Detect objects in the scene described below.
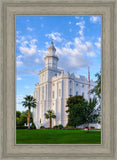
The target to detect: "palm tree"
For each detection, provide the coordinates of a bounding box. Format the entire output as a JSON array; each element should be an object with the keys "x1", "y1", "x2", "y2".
[
  {"x1": 91, "y1": 71, "x2": 101, "y2": 99},
  {"x1": 44, "y1": 110, "x2": 56, "y2": 128},
  {"x1": 22, "y1": 95, "x2": 36, "y2": 129},
  {"x1": 84, "y1": 97, "x2": 100, "y2": 132}
]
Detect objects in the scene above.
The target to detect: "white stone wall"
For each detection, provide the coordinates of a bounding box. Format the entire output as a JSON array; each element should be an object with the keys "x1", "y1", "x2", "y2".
[{"x1": 34, "y1": 70, "x2": 97, "y2": 128}]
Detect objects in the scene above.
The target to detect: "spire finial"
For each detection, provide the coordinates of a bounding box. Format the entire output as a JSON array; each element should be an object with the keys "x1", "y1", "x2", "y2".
[{"x1": 51, "y1": 38, "x2": 54, "y2": 44}]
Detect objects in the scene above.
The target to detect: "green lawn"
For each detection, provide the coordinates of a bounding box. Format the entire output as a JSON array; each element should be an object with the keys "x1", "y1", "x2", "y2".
[{"x1": 16, "y1": 129, "x2": 101, "y2": 144}]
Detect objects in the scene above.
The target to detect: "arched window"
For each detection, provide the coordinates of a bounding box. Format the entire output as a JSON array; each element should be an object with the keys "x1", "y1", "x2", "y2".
[{"x1": 70, "y1": 88, "x2": 72, "y2": 95}]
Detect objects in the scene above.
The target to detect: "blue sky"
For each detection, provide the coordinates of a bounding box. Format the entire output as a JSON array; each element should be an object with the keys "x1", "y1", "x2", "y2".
[{"x1": 16, "y1": 16, "x2": 101, "y2": 111}]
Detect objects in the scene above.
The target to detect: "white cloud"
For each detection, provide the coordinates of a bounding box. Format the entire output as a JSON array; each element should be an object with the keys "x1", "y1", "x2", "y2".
[
  {"x1": 25, "y1": 86, "x2": 30, "y2": 89},
  {"x1": 45, "y1": 42, "x2": 49, "y2": 48},
  {"x1": 16, "y1": 34, "x2": 45, "y2": 76},
  {"x1": 17, "y1": 55, "x2": 23, "y2": 60},
  {"x1": 90, "y1": 16, "x2": 101, "y2": 23},
  {"x1": 17, "y1": 77, "x2": 22, "y2": 80},
  {"x1": 19, "y1": 39, "x2": 37, "y2": 56},
  {"x1": 16, "y1": 39, "x2": 20, "y2": 43},
  {"x1": 95, "y1": 42, "x2": 100, "y2": 48},
  {"x1": 16, "y1": 95, "x2": 24, "y2": 104},
  {"x1": 95, "y1": 37, "x2": 101, "y2": 48},
  {"x1": 45, "y1": 32, "x2": 62, "y2": 42},
  {"x1": 16, "y1": 34, "x2": 94, "y2": 75},
  {"x1": 17, "y1": 69, "x2": 40, "y2": 76},
  {"x1": 64, "y1": 41, "x2": 73, "y2": 48},
  {"x1": 86, "y1": 51, "x2": 95, "y2": 57},
  {"x1": 58, "y1": 52, "x2": 90, "y2": 72},
  {"x1": 16, "y1": 35, "x2": 25, "y2": 44},
  {"x1": 27, "y1": 27, "x2": 33, "y2": 31},
  {"x1": 55, "y1": 37, "x2": 96, "y2": 72},
  {"x1": 75, "y1": 16, "x2": 80, "y2": 19},
  {"x1": 69, "y1": 21, "x2": 72, "y2": 24},
  {"x1": 79, "y1": 30, "x2": 83, "y2": 36},
  {"x1": 85, "y1": 42, "x2": 93, "y2": 51},
  {"x1": 35, "y1": 58, "x2": 42, "y2": 64},
  {"x1": 16, "y1": 95, "x2": 26, "y2": 111},
  {"x1": 16, "y1": 31, "x2": 97, "y2": 77},
  {"x1": 76, "y1": 21, "x2": 85, "y2": 30},
  {"x1": 76, "y1": 21, "x2": 85, "y2": 36},
  {"x1": 16, "y1": 61, "x2": 23, "y2": 67},
  {"x1": 98, "y1": 37, "x2": 101, "y2": 42},
  {"x1": 19, "y1": 46, "x2": 36, "y2": 55},
  {"x1": 56, "y1": 37, "x2": 94, "y2": 57}
]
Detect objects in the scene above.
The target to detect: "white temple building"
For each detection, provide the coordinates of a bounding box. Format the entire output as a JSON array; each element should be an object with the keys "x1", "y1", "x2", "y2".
[{"x1": 33, "y1": 41, "x2": 100, "y2": 129}]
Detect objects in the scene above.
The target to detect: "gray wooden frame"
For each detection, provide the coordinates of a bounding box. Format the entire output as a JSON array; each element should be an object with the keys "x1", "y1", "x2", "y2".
[{"x1": 0, "y1": 0, "x2": 117, "y2": 159}]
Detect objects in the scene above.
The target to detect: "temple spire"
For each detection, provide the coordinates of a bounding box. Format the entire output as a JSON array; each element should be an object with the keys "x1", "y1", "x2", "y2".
[
  {"x1": 44, "y1": 41, "x2": 59, "y2": 69},
  {"x1": 47, "y1": 41, "x2": 56, "y2": 56}
]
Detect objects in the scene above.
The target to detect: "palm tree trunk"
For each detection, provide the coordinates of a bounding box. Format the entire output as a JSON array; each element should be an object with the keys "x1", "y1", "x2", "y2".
[
  {"x1": 28, "y1": 107, "x2": 31, "y2": 129},
  {"x1": 49, "y1": 118, "x2": 52, "y2": 128},
  {"x1": 87, "y1": 123, "x2": 89, "y2": 133},
  {"x1": 27, "y1": 115, "x2": 29, "y2": 125}
]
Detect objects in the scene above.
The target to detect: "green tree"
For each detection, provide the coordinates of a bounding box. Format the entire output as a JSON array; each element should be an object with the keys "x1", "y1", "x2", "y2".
[
  {"x1": 66, "y1": 96, "x2": 100, "y2": 130},
  {"x1": 22, "y1": 95, "x2": 36, "y2": 129},
  {"x1": 81, "y1": 98, "x2": 100, "y2": 131},
  {"x1": 16, "y1": 111, "x2": 21, "y2": 118},
  {"x1": 44, "y1": 110, "x2": 56, "y2": 128},
  {"x1": 19, "y1": 113, "x2": 27, "y2": 126},
  {"x1": 66, "y1": 95, "x2": 88, "y2": 127},
  {"x1": 22, "y1": 110, "x2": 33, "y2": 124},
  {"x1": 16, "y1": 110, "x2": 34, "y2": 127},
  {"x1": 91, "y1": 71, "x2": 101, "y2": 99},
  {"x1": 16, "y1": 111, "x2": 21, "y2": 125},
  {"x1": 16, "y1": 111, "x2": 21, "y2": 126}
]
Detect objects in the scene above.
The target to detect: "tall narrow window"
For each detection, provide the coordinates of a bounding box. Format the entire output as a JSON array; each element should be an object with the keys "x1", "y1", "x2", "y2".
[
  {"x1": 43, "y1": 74, "x2": 44, "y2": 81},
  {"x1": 42, "y1": 86, "x2": 44, "y2": 99},
  {"x1": 70, "y1": 88, "x2": 72, "y2": 95},
  {"x1": 82, "y1": 92, "x2": 84, "y2": 97},
  {"x1": 52, "y1": 91, "x2": 55, "y2": 99},
  {"x1": 76, "y1": 91, "x2": 78, "y2": 95},
  {"x1": 59, "y1": 89, "x2": 61, "y2": 97}
]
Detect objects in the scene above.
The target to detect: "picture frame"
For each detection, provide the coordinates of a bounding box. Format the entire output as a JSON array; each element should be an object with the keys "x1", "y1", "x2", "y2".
[{"x1": 0, "y1": 0, "x2": 116, "y2": 159}]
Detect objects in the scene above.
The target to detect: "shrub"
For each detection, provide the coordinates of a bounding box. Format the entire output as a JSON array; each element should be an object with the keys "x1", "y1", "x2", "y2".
[
  {"x1": 58, "y1": 124, "x2": 63, "y2": 129},
  {"x1": 53, "y1": 125, "x2": 59, "y2": 129},
  {"x1": 40, "y1": 126, "x2": 45, "y2": 129},
  {"x1": 31, "y1": 122, "x2": 36, "y2": 129},
  {"x1": 90, "y1": 126, "x2": 95, "y2": 129},
  {"x1": 16, "y1": 126, "x2": 28, "y2": 129},
  {"x1": 63, "y1": 126, "x2": 75, "y2": 130},
  {"x1": 45, "y1": 127, "x2": 53, "y2": 130}
]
